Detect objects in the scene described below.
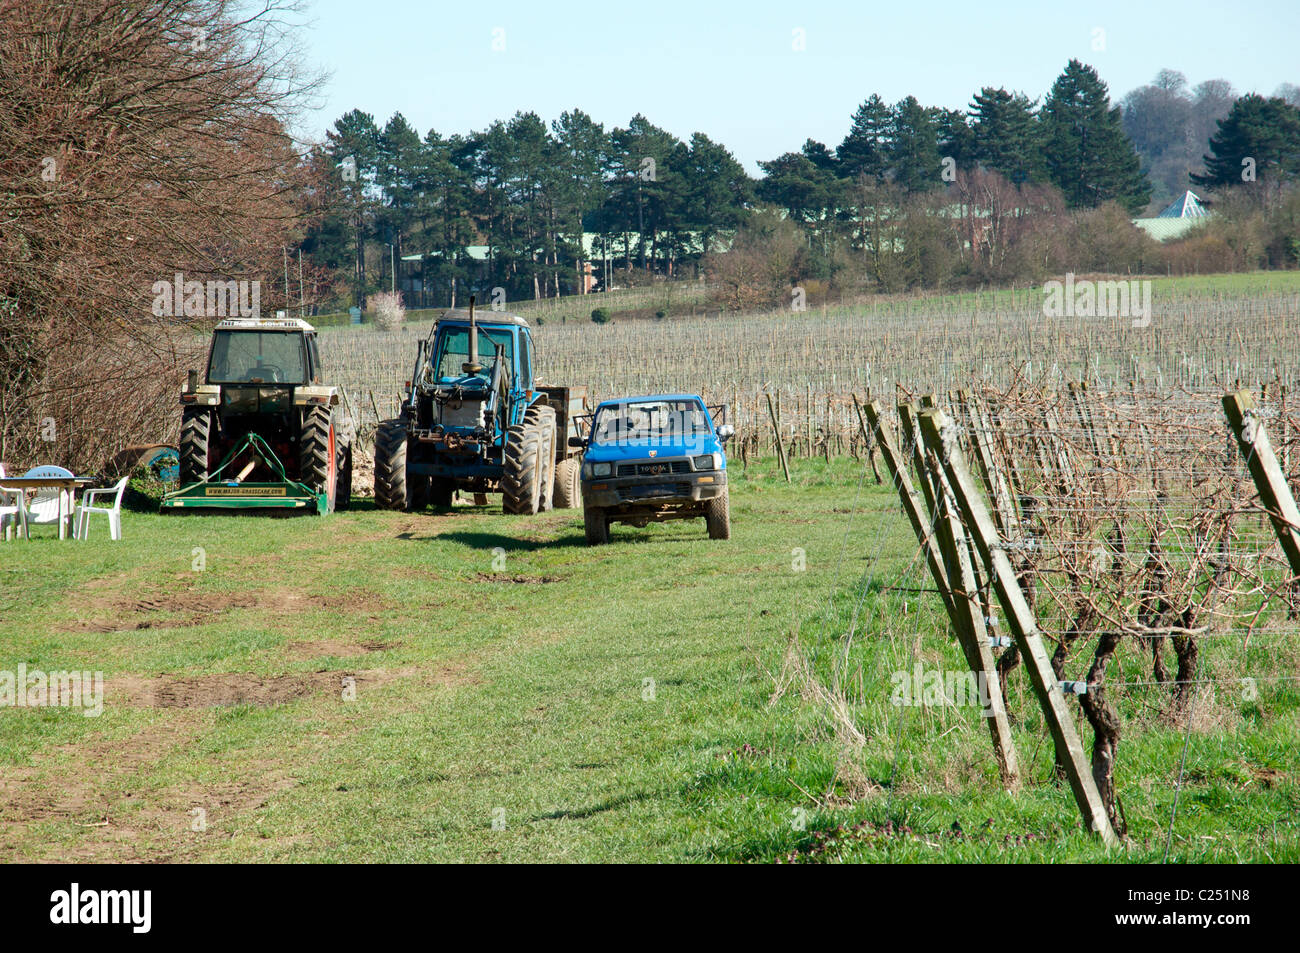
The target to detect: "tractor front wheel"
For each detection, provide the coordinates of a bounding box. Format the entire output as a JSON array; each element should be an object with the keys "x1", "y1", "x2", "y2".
[
  {"x1": 502, "y1": 421, "x2": 543, "y2": 515},
  {"x1": 524, "y1": 404, "x2": 557, "y2": 513},
  {"x1": 584, "y1": 504, "x2": 609, "y2": 545},
  {"x1": 553, "y1": 457, "x2": 581, "y2": 509},
  {"x1": 374, "y1": 417, "x2": 412, "y2": 511},
  {"x1": 179, "y1": 407, "x2": 211, "y2": 487},
  {"x1": 300, "y1": 406, "x2": 337, "y2": 513}
]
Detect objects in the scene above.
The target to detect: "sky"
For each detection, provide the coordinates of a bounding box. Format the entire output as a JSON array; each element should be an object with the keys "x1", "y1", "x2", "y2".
[{"x1": 298, "y1": 0, "x2": 1300, "y2": 173}]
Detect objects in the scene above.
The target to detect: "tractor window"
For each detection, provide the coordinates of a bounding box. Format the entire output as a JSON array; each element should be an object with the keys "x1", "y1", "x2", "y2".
[
  {"x1": 306, "y1": 335, "x2": 323, "y2": 382},
  {"x1": 433, "y1": 326, "x2": 514, "y2": 382},
  {"x1": 517, "y1": 332, "x2": 533, "y2": 389},
  {"x1": 208, "y1": 331, "x2": 308, "y2": 384}
]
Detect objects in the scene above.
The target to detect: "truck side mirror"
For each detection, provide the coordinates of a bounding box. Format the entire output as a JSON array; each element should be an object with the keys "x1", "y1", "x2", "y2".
[
  {"x1": 716, "y1": 424, "x2": 735, "y2": 442},
  {"x1": 568, "y1": 435, "x2": 586, "y2": 449}
]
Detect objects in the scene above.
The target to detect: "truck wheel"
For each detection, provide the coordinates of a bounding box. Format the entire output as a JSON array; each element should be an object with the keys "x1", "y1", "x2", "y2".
[
  {"x1": 584, "y1": 504, "x2": 609, "y2": 545},
  {"x1": 705, "y1": 487, "x2": 731, "y2": 540},
  {"x1": 179, "y1": 407, "x2": 211, "y2": 486},
  {"x1": 502, "y1": 421, "x2": 543, "y2": 515},
  {"x1": 525, "y1": 404, "x2": 557, "y2": 512},
  {"x1": 374, "y1": 417, "x2": 412, "y2": 511},
  {"x1": 300, "y1": 406, "x2": 337, "y2": 513},
  {"x1": 553, "y1": 457, "x2": 581, "y2": 509},
  {"x1": 429, "y1": 478, "x2": 455, "y2": 509},
  {"x1": 336, "y1": 442, "x2": 353, "y2": 511}
]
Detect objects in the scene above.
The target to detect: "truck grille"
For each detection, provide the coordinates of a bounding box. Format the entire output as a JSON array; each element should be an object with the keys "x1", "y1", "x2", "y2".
[
  {"x1": 617, "y1": 460, "x2": 691, "y2": 477},
  {"x1": 619, "y1": 482, "x2": 691, "y2": 500}
]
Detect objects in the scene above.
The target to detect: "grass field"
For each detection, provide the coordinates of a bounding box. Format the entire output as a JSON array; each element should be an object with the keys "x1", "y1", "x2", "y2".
[{"x1": 2, "y1": 458, "x2": 1295, "y2": 862}]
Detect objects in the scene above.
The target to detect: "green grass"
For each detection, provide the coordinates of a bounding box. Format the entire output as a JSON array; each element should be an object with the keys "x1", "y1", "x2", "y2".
[{"x1": 1, "y1": 458, "x2": 1296, "y2": 862}]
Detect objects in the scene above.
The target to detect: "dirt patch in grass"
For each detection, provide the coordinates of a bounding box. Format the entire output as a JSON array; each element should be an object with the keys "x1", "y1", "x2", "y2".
[
  {"x1": 66, "y1": 584, "x2": 392, "y2": 633},
  {"x1": 105, "y1": 665, "x2": 438, "y2": 709},
  {"x1": 285, "y1": 638, "x2": 395, "y2": 660},
  {"x1": 472, "y1": 572, "x2": 560, "y2": 584}
]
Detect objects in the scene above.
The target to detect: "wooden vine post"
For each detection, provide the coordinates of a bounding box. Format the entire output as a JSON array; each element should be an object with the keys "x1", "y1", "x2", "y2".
[
  {"x1": 765, "y1": 392, "x2": 791, "y2": 483},
  {"x1": 1224, "y1": 389, "x2": 1300, "y2": 579},
  {"x1": 918, "y1": 407, "x2": 1120, "y2": 847}
]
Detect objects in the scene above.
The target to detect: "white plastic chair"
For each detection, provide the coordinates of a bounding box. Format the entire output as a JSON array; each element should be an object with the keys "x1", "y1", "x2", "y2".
[
  {"x1": 75, "y1": 476, "x2": 129, "y2": 541},
  {"x1": 0, "y1": 463, "x2": 29, "y2": 541},
  {"x1": 20, "y1": 465, "x2": 74, "y2": 536}
]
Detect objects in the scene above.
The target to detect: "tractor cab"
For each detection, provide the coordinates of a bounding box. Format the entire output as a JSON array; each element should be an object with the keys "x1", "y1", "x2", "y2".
[{"x1": 411, "y1": 310, "x2": 535, "y2": 443}]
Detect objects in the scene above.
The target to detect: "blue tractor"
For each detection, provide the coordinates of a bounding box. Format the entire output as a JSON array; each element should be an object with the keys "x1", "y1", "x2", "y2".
[{"x1": 374, "y1": 300, "x2": 588, "y2": 514}]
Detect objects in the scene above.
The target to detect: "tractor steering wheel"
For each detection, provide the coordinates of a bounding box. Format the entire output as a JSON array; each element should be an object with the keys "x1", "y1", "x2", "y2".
[{"x1": 247, "y1": 364, "x2": 284, "y2": 383}]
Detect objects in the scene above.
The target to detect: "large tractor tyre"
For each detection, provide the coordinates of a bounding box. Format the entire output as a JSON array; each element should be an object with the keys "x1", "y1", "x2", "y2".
[
  {"x1": 553, "y1": 457, "x2": 581, "y2": 509},
  {"x1": 429, "y1": 478, "x2": 455, "y2": 509},
  {"x1": 335, "y1": 443, "x2": 353, "y2": 511},
  {"x1": 584, "y1": 504, "x2": 609, "y2": 545},
  {"x1": 501, "y1": 421, "x2": 544, "y2": 515},
  {"x1": 374, "y1": 418, "x2": 412, "y2": 512},
  {"x1": 300, "y1": 406, "x2": 338, "y2": 513},
  {"x1": 524, "y1": 404, "x2": 557, "y2": 513},
  {"x1": 705, "y1": 487, "x2": 732, "y2": 540},
  {"x1": 179, "y1": 407, "x2": 211, "y2": 487}
]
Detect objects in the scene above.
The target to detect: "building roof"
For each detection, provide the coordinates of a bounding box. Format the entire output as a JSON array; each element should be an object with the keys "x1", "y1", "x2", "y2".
[{"x1": 1156, "y1": 191, "x2": 1209, "y2": 218}]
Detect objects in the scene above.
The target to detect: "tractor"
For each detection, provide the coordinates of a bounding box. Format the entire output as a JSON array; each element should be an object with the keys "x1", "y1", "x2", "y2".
[
  {"x1": 162, "y1": 316, "x2": 354, "y2": 514},
  {"x1": 374, "y1": 301, "x2": 587, "y2": 513}
]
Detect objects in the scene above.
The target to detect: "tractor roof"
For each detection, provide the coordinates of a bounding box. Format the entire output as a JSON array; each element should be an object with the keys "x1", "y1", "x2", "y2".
[
  {"x1": 438, "y1": 308, "x2": 529, "y2": 328},
  {"x1": 214, "y1": 317, "x2": 315, "y2": 332}
]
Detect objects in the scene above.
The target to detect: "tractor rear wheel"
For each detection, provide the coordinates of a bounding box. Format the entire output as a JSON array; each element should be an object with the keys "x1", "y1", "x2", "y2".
[
  {"x1": 553, "y1": 457, "x2": 581, "y2": 509},
  {"x1": 429, "y1": 478, "x2": 455, "y2": 509},
  {"x1": 374, "y1": 417, "x2": 412, "y2": 511},
  {"x1": 179, "y1": 407, "x2": 211, "y2": 486},
  {"x1": 502, "y1": 421, "x2": 543, "y2": 515},
  {"x1": 336, "y1": 442, "x2": 353, "y2": 511},
  {"x1": 584, "y1": 504, "x2": 609, "y2": 545},
  {"x1": 525, "y1": 404, "x2": 557, "y2": 513},
  {"x1": 705, "y1": 487, "x2": 731, "y2": 540},
  {"x1": 300, "y1": 406, "x2": 337, "y2": 513}
]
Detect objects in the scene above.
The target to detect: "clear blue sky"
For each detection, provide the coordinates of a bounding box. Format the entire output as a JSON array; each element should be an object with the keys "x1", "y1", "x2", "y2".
[{"x1": 299, "y1": 0, "x2": 1299, "y2": 173}]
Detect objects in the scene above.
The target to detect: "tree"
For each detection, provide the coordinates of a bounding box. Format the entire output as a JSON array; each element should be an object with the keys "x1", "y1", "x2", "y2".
[
  {"x1": 1192, "y1": 93, "x2": 1300, "y2": 189},
  {"x1": 551, "y1": 109, "x2": 610, "y2": 292},
  {"x1": 837, "y1": 95, "x2": 892, "y2": 181},
  {"x1": 1122, "y1": 71, "x2": 1196, "y2": 204},
  {"x1": 970, "y1": 88, "x2": 1045, "y2": 185},
  {"x1": 324, "y1": 110, "x2": 382, "y2": 306},
  {"x1": 1040, "y1": 60, "x2": 1150, "y2": 213},
  {"x1": 677, "y1": 133, "x2": 753, "y2": 258},
  {"x1": 888, "y1": 97, "x2": 943, "y2": 193},
  {"x1": 0, "y1": 0, "x2": 318, "y2": 471}
]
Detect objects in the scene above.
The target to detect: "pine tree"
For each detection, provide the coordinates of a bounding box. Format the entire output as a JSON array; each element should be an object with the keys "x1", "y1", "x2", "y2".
[
  {"x1": 1192, "y1": 93, "x2": 1300, "y2": 188},
  {"x1": 970, "y1": 87, "x2": 1044, "y2": 184},
  {"x1": 837, "y1": 94, "x2": 892, "y2": 181},
  {"x1": 888, "y1": 96, "x2": 942, "y2": 193},
  {"x1": 1039, "y1": 60, "x2": 1150, "y2": 212}
]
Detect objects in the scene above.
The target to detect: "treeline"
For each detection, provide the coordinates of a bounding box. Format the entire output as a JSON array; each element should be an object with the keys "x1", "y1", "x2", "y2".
[{"x1": 306, "y1": 59, "x2": 1300, "y2": 310}]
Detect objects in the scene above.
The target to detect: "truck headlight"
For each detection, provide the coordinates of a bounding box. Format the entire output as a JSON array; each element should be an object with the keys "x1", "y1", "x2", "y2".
[
  {"x1": 693, "y1": 454, "x2": 717, "y2": 471},
  {"x1": 592, "y1": 462, "x2": 612, "y2": 477}
]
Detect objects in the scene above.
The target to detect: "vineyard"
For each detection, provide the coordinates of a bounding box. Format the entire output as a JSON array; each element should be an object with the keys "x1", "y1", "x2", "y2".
[
  {"x1": 802, "y1": 382, "x2": 1299, "y2": 850},
  {"x1": 324, "y1": 277, "x2": 1300, "y2": 466}
]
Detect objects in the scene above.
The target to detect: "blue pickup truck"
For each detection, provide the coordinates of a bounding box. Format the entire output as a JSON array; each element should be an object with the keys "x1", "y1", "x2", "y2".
[{"x1": 579, "y1": 393, "x2": 734, "y2": 544}]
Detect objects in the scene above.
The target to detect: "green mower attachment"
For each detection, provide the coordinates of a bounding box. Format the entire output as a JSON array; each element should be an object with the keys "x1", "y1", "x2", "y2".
[{"x1": 160, "y1": 432, "x2": 327, "y2": 514}]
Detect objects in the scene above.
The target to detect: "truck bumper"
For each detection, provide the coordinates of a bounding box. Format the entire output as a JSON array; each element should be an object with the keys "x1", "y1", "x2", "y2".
[{"x1": 582, "y1": 470, "x2": 727, "y2": 510}]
